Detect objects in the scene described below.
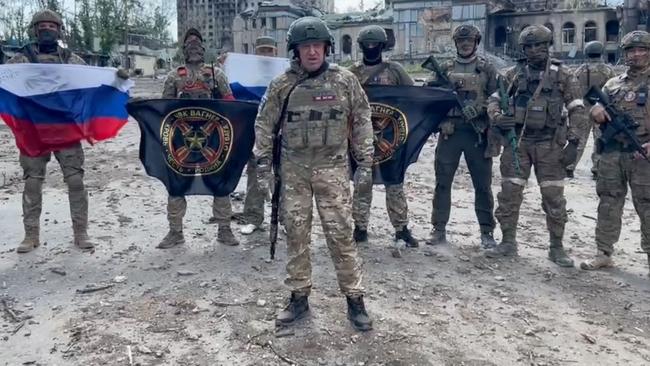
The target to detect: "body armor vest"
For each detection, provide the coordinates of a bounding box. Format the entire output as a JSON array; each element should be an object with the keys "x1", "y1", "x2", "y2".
[
  {"x1": 575, "y1": 62, "x2": 610, "y2": 92},
  {"x1": 22, "y1": 44, "x2": 71, "y2": 64},
  {"x1": 448, "y1": 58, "x2": 487, "y2": 119},
  {"x1": 174, "y1": 65, "x2": 216, "y2": 99},
  {"x1": 513, "y1": 62, "x2": 563, "y2": 132},
  {"x1": 609, "y1": 79, "x2": 650, "y2": 145},
  {"x1": 282, "y1": 78, "x2": 348, "y2": 151}
]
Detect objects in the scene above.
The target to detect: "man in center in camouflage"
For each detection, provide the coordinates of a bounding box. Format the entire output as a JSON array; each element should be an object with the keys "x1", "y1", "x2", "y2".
[
  {"x1": 565, "y1": 41, "x2": 615, "y2": 178},
  {"x1": 347, "y1": 25, "x2": 419, "y2": 249},
  {"x1": 486, "y1": 25, "x2": 584, "y2": 267},
  {"x1": 254, "y1": 17, "x2": 374, "y2": 331},
  {"x1": 158, "y1": 28, "x2": 239, "y2": 249},
  {"x1": 425, "y1": 24, "x2": 498, "y2": 249}
]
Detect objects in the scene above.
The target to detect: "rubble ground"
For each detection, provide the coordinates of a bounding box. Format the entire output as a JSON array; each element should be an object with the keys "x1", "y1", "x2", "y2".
[{"x1": 1, "y1": 79, "x2": 649, "y2": 366}]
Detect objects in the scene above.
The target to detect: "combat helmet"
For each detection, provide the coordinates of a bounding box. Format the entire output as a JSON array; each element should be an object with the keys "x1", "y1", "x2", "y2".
[
  {"x1": 357, "y1": 25, "x2": 388, "y2": 46},
  {"x1": 287, "y1": 17, "x2": 334, "y2": 53},
  {"x1": 30, "y1": 9, "x2": 63, "y2": 29},
  {"x1": 518, "y1": 25, "x2": 553, "y2": 47},
  {"x1": 452, "y1": 24, "x2": 481, "y2": 45},
  {"x1": 584, "y1": 41, "x2": 604, "y2": 57},
  {"x1": 621, "y1": 30, "x2": 650, "y2": 50}
]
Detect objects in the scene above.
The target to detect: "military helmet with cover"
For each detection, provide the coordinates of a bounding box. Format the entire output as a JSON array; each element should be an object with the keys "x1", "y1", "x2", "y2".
[
  {"x1": 287, "y1": 16, "x2": 334, "y2": 52},
  {"x1": 621, "y1": 30, "x2": 650, "y2": 50},
  {"x1": 357, "y1": 25, "x2": 388, "y2": 46},
  {"x1": 518, "y1": 25, "x2": 553, "y2": 47},
  {"x1": 30, "y1": 9, "x2": 63, "y2": 29},
  {"x1": 452, "y1": 24, "x2": 481, "y2": 45},
  {"x1": 584, "y1": 41, "x2": 604, "y2": 57}
]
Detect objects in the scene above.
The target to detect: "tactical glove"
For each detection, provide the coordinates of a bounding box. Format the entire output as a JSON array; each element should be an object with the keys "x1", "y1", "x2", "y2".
[
  {"x1": 495, "y1": 114, "x2": 517, "y2": 130},
  {"x1": 461, "y1": 104, "x2": 479, "y2": 121},
  {"x1": 561, "y1": 139, "x2": 580, "y2": 168},
  {"x1": 353, "y1": 166, "x2": 373, "y2": 193}
]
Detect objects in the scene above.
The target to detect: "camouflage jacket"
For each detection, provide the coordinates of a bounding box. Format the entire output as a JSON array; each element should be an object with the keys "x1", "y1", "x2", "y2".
[
  {"x1": 254, "y1": 60, "x2": 374, "y2": 168},
  {"x1": 347, "y1": 60, "x2": 414, "y2": 86},
  {"x1": 162, "y1": 63, "x2": 232, "y2": 99},
  {"x1": 601, "y1": 69, "x2": 650, "y2": 146},
  {"x1": 574, "y1": 60, "x2": 616, "y2": 97},
  {"x1": 7, "y1": 44, "x2": 85, "y2": 65},
  {"x1": 487, "y1": 58, "x2": 584, "y2": 141}
]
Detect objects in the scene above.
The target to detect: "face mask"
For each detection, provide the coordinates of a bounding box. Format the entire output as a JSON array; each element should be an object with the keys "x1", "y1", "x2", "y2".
[
  {"x1": 361, "y1": 44, "x2": 382, "y2": 64},
  {"x1": 184, "y1": 40, "x2": 205, "y2": 62},
  {"x1": 524, "y1": 45, "x2": 549, "y2": 68},
  {"x1": 37, "y1": 29, "x2": 58, "y2": 46}
]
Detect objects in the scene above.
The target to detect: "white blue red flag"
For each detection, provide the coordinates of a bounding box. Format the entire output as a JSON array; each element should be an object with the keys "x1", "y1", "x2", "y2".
[
  {"x1": 224, "y1": 53, "x2": 289, "y2": 101},
  {"x1": 0, "y1": 64, "x2": 133, "y2": 157}
]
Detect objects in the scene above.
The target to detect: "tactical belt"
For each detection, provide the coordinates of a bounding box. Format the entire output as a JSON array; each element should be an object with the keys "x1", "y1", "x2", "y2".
[
  {"x1": 521, "y1": 126, "x2": 554, "y2": 140},
  {"x1": 600, "y1": 141, "x2": 638, "y2": 154}
]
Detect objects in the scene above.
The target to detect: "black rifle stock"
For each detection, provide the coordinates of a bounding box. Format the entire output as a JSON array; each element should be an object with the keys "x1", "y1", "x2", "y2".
[
  {"x1": 421, "y1": 55, "x2": 482, "y2": 141},
  {"x1": 584, "y1": 86, "x2": 649, "y2": 161}
]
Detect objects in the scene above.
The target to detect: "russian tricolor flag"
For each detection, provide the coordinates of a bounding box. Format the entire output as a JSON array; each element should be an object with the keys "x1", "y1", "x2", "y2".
[
  {"x1": 223, "y1": 53, "x2": 290, "y2": 101},
  {"x1": 0, "y1": 64, "x2": 133, "y2": 157}
]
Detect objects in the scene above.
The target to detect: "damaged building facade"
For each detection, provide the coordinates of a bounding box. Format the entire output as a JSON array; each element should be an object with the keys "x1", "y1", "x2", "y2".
[{"x1": 229, "y1": 0, "x2": 650, "y2": 64}]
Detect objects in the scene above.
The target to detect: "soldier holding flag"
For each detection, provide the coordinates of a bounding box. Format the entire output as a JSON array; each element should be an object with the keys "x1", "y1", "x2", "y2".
[{"x1": 158, "y1": 28, "x2": 239, "y2": 249}]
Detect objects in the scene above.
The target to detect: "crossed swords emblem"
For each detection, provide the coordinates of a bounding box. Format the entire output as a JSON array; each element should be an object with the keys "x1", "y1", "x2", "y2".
[{"x1": 172, "y1": 120, "x2": 220, "y2": 164}]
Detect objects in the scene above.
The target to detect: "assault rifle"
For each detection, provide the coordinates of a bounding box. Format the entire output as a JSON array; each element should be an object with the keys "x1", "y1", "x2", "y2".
[
  {"x1": 496, "y1": 76, "x2": 522, "y2": 175},
  {"x1": 421, "y1": 55, "x2": 482, "y2": 142},
  {"x1": 584, "y1": 86, "x2": 649, "y2": 161}
]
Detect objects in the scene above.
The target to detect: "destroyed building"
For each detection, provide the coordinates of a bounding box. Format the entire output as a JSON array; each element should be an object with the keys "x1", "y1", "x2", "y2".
[{"x1": 229, "y1": 0, "x2": 650, "y2": 64}]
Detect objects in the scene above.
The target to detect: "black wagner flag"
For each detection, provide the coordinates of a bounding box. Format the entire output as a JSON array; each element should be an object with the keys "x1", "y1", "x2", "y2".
[
  {"x1": 352, "y1": 85, "x2": 457, "y2": 185},
  {"x1": 127, "y1": 99, "x2": 258, "y2": 196}
]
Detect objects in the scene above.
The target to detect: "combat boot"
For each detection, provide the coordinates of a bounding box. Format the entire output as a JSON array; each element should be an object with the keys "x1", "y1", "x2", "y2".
[
  {"x1": 346, "y1": 295, "x2": 373, "y2": 332},
  {"x1": 426, "y1": 227, "x2": 447, "y2": 245},
  {"x1": 548, "y1": 235, "x2": 574, "y2": 267},
  {"x1": 73, "y1": 224, "x2": 95, "y2": 250},
  {"x1": 217, "y1": 225, "x2": 239, "y2": 246},
  {"x1": 485, "y1": 229, "x2": 517, "y2": 257},
  {"x1": 157, "y1": 229, "x2": 185, "y2": 249},
  {"x1": 353, "y1": 226, "x2": 368, "y2": 243},
  {"x1": 17, "y1": 227, "x2": 40, "y2": 254},
  {"x1": 580, "y1": 251, "x2": 614, "y2": 270},
  {"x1": 480, "y1": 231, "x2": 497, "y2": 249},
  {"x1": 276, "y1": 292, "x2": 309, "y2": 326},
  {"x1": 395, "y1": 227, "x2": 419, "y2": 248}
]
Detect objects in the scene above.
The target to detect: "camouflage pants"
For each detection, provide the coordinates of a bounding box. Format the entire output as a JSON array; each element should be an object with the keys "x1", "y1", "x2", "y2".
[
  {"x1": 352, "y1": 182, "x2": 408, "y2": 231},
  {"x1": 432, "y1": 128, "x2": 495, "y2": 233},
  {"x1": 20, "y1": 144, "x2": 88, "y2": 232},
  {"x1": 495, "y1": 138, "x2": 567, "y2": 239},
  {"x1": 567, "y1": 114, "x2": 601, "y2": 172},
  {"x1": 595, "y1": 151, "x2": 650, "y2": 254},
  {"x1": 281, "y1": 158, "x2": 363, "y2": 296},
  {"x1": 243, "y1": 155, "x2": 265, "y2": 226},
  {"x1": 167, "y1": 195, "x2": 232, "y2": 231}
]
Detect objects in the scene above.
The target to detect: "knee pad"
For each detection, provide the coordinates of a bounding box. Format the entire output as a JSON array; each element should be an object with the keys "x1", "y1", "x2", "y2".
[{"x1": 65, "y1": 173, "x2": 85, "y2": 192}]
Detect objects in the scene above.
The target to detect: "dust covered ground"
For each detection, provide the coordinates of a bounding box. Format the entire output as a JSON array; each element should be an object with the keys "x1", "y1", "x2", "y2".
[{"x1": 1, "y1": 79, "x2": 649, "y2": 366}]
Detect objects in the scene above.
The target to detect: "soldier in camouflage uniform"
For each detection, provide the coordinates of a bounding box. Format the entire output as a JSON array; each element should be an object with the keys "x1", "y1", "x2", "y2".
[
  {"x1": 347, "y1": 25, "x2": 418, "y2": 248},
  {"x1": 485, "y1": 25, "x2": 584, "y2": 267},
  {"x1": 158, "y1": 28, "x2": 239, "y2": 248},
  {"x1": 425, "y1": 25, "x2": 498, "y2": 249},
  {"x1": 254, "y1": 17, "x2": 374, "y2": 331},
  {"x1": 8, "y1": 10, "x2": 100, "y2": 253},
  {"x1": 240, "y1": 36, "x2": 279, "y2": 235},
  {"x1": 566, "y1": 41, "x2": 615, "y2": 178},
  {"x1": 581, "y1": 31, "x2": 650, "y2": 276}
]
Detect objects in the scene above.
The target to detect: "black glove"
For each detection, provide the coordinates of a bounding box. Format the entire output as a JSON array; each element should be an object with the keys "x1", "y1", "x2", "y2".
[
  {"x1": 495, "y1": 114, "x2": 517, "y2": 130},
  {"x1": 561, "y1": 139, "x2": 580, "y2": 168}
]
